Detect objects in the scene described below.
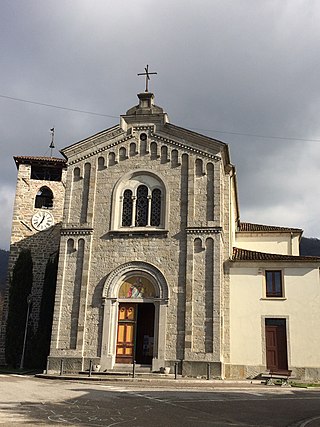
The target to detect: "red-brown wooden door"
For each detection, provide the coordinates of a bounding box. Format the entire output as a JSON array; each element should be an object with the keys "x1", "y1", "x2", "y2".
[
  {"x1": 116, "y1": 303, "x2": 136, "y2": 364},
  {"x1": 265, "y1": 319, "x2": 288, "y2": 371}
]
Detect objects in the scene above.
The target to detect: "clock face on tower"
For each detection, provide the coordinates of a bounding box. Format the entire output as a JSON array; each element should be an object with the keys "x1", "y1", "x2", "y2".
[{"x1": 31, "y1": 211, "x2": 54, "y2": 231}]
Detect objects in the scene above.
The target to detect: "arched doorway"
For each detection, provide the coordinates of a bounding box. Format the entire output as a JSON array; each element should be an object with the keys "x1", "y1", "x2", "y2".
[
  {"x1": 116, "y1": 302, "x2": 155, "y2": 365},
  {"x1": 101, "y1": 262, "x2": 169, "y2": 372},
  {"x1": 116, "y1": 276, "x2": 156, "y2": 365}
]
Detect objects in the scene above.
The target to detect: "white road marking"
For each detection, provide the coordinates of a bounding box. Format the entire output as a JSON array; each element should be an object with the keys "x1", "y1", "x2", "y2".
[
  {"x1": 298, "y1": 415, "x2": 320, "y2": 427},
  {"x1": 100, "y1": 385, "x2": 130, "y2": 393},
  {"x1": 98, "y1": 385, "x2": 320, "y2": 405}
]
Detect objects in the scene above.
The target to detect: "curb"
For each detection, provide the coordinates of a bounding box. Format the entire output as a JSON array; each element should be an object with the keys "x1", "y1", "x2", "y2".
[{"x1": 35, "y1": 373, "x2": 267, "y2": 388}]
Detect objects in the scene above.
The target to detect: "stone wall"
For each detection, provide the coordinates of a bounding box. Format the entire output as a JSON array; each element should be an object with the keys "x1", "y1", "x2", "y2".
[
  {"x1": 49, "y1": 125, "x2": 231, "y2": 375},
  {"x1": 0, "y1": 161, "x2": 66, "y2": 365}
]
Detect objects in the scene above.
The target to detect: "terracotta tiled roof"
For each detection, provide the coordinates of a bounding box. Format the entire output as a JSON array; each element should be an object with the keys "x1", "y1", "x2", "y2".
[
  {"x1": 232, "y1": 247, "x2": 320, "y2": 262},
  {"x1": 14, "y1": 156, "x2": 67, "y2": 167},
  {"x1": 14, "y1": 155, "x2": 66, "y2": 163},
  {"x1": 239, "y1": 222, "x2": 302, "y2": 233}
]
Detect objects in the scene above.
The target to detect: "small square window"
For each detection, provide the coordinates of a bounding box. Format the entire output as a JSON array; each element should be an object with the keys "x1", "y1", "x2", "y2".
[{"x1": 265, "y1": 270, "x2": 283, "y2": 297}]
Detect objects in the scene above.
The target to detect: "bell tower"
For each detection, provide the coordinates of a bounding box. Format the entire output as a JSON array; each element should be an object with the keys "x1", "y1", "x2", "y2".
[{"x1": 0, "y1": 156, "x2": 67, "y2": 365}]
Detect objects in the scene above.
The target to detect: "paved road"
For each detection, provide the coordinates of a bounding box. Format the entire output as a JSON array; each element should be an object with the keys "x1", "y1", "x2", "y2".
[{"x1": 1, "y1": 374, "x2": 320, "y2": 426}]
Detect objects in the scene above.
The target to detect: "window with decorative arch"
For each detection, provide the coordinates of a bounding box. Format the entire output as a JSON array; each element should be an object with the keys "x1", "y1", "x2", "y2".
[{"x1": 112, "y1": 171, "x2": 167, "y2": 230}]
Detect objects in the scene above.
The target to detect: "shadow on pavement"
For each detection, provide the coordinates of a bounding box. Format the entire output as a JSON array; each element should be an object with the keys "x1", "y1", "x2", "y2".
[{"x1": 1, "y1": 385, "x2": 320, "y2": 426}]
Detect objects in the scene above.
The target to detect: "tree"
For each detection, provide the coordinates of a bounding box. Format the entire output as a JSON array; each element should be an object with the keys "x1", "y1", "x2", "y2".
[{"x1": 5, "y1": 249, "x2": 33, "y2": 367}]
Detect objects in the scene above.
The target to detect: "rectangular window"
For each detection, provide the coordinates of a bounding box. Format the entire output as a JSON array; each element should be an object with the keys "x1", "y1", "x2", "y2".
[{"x1": 265, "y1": 270, "x2": 283, "y2": 297}]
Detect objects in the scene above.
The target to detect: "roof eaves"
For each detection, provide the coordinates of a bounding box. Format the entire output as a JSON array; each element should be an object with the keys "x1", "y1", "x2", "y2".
[
  {"x1": 13, "y1": 156, "x2": 67, "y2": 169},
  {"x1": 231, "y1": 247, "x2": 320, "y2": 263},
  {"x1": 238, "y1": 222, "x2": 302, "y2": 234}
]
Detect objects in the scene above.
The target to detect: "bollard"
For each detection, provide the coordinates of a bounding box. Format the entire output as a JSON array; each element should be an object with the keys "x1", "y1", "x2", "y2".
[
  {"x1": 132, "y1": 360, "x2": 136, "y2": 378},
  {"x1": 174, "y1": 362, "x2": 178, "y2": 379},
  {"x1": 89, "y1": 360, "x2": 93, "y2": 377},
  {"x1": 207, "y1": 363, "x2": 211, "y2": 380},
  {"x1": 60, "y1": 359, "x2": 64, "y2": 376},
  {"x1": 46, "y1": 359, "x2": 50, "y2": 375}
]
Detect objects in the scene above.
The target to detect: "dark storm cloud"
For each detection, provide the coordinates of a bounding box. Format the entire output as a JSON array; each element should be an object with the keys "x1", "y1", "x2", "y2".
[{"x1": 1, "y1": 0, "x2": 320, "y2": 248}]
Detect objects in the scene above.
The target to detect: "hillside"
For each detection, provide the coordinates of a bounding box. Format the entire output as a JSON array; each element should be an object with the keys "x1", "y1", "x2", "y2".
[{"x1": 300, "y1": 237, "x2": 320, "y2": 256}]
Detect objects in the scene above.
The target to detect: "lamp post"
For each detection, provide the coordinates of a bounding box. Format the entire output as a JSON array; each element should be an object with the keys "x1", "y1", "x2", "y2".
[{"x1": 20, "y1": 294, "x2": 32, "y2": 369}]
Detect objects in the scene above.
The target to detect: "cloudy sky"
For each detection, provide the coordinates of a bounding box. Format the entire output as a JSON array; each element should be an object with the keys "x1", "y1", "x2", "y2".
[{"x1": 1, "y1": 0, "x2": 320, "y2": 249}]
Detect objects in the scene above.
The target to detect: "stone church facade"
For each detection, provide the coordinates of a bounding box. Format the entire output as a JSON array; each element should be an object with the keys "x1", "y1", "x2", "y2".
[
  {"x1": 2, "y1": 91, "x2": 320, "y2": 380},
  {"x1": 48, "y1": 92, "x2": 232, "y2": 376}
]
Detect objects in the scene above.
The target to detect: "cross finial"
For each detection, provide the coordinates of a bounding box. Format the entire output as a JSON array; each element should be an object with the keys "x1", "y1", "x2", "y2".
[{"x1": 137, "y1": 65, "x2": 157, "y2": 92}]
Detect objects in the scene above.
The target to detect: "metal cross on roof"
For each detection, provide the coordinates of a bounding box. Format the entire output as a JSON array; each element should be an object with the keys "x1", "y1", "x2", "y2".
[{"x1": 137, "y1": 65, "x2": 157, "y2": 92}]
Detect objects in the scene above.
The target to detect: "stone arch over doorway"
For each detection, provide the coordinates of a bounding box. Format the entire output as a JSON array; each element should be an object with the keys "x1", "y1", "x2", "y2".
[
  {"x1": 100, "y1": 262, "x2": 169, "y2": 372},
  {"x1": 102, "y1": 261, "x2": 169, "y2": 300}
]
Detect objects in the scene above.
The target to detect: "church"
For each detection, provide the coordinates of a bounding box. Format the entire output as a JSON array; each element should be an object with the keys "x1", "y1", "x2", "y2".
[{"x1": 2, "y1": 86, "x2": 320, "y2": 380}]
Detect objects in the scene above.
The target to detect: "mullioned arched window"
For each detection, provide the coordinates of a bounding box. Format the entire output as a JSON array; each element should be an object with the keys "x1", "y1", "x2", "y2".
[
  {"x1": 112, "y1": 171, "x2": 167, "y2": 230},
  {"x1": 121, "y1": 184, "x2": 162, "y2": 227}
]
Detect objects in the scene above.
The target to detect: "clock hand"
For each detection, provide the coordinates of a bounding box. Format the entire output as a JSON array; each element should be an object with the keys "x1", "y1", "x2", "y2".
[{"x1": 38, "y1": 213, "x2": 45, "y2": 225}]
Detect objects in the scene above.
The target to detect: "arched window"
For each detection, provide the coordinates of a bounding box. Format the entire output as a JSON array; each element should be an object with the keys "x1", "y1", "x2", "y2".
[
  {"x1": 122, "y1": 190, "x2": 133, "y2": 226},
  {"x1": 98, "y1": 157, "x2": 106, "y2": 170},
  {"x1": 150, "y1": 142, "x2": 158, "y2": 159},
  {"x1": 34, "y1": 186, "x2": 53, "y2": 209},
  {"x1": 171, "y1": 149, "x2": 179, "y2": 167},
  {"x1": 161, "y1": 146, "x2": 169, "y2": 164},
  {"x1": 121, "y1": 185, "x2": 161, "y2": 227},
  {"x1": 135, "y1": 185, "x2": 148, "y2": 226},
  {"x1": 194, "y1": 238, "x2": 203, "y2": 253},
  {"x1": 67, "y1": 238, "x2": 75, "y2": 254},
  {"x1": 73, "y1": 167, "x2": 81, "y2": 181},
  {"x1": 140, "y1": 133, "x2": 148, "y2": 155},
  {"x1": 108, "y1": 152, "x2": 116, "y2": 166},
  {"x1": 130, "y1": 142, "x2": 137, "y2": 157},
  {"x1": 195, "y1": 158, "x2": 203, "y2": 177},
  {"x1": 119, "y1": 147, "x2": 127, "y2": 161},
  {"x1": 116, "y1": 172, "x2": 166, "y2": 230},
  {"x1": 151, "y1": 189, "x2": 161, "y2": 226}
]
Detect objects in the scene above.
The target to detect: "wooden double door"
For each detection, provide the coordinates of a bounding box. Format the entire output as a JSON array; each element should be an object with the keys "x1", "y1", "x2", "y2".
[
  {"x1": 116, "y1": 303, "x2": 155, "y2": 365},
  {"x1": 265, "y1": 318, "x2": 288, "y2": 371}
]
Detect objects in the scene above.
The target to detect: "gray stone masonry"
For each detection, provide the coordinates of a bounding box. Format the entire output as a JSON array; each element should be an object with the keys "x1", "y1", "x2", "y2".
[
  {"x1": 48, "y1": 93, "x2": 232, "y2": 376},
  {"x1": 0, "y1": 160, "x2": 66, "y2": 365}
]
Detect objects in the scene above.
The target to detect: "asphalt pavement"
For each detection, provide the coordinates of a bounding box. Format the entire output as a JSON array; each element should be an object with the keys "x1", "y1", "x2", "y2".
[{"x1": 1, "y1": 373, "x2": 320, "y2": 426}]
